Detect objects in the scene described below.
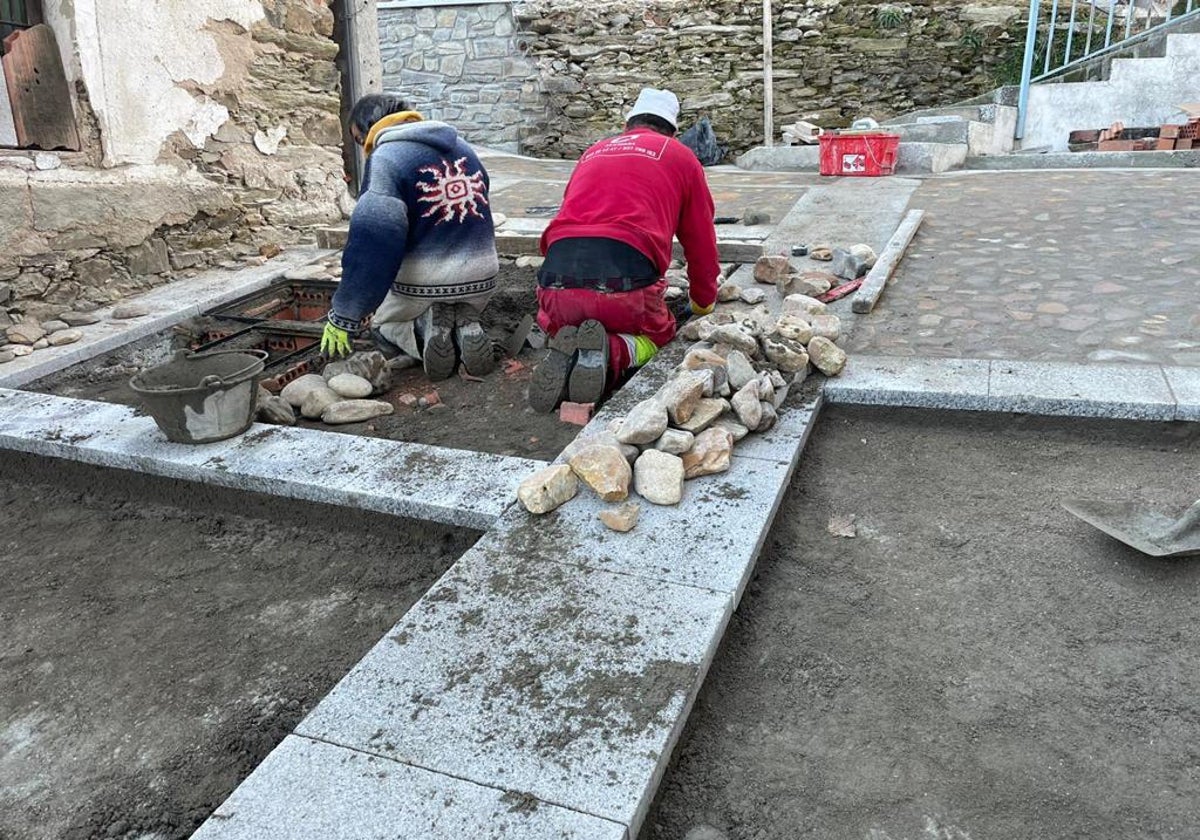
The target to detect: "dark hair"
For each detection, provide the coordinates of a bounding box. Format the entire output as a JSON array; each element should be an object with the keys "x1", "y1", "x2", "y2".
[
  {"x1": 349, "y1": 94, "x2": 413, "y2": 138},
  {"x1": 625, "y1": 113, "x2": 676, "y2": 137}
]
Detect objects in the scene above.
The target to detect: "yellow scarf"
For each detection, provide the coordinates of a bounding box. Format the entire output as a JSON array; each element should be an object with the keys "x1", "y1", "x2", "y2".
[{"x1": 363, "y1": 111, "x2": 424, "y2": 157}]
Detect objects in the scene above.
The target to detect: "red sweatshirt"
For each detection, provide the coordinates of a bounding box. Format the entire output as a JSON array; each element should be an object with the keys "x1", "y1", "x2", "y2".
[{"x1": 540, "y1": 129, "x2": 720, "y2": 309}]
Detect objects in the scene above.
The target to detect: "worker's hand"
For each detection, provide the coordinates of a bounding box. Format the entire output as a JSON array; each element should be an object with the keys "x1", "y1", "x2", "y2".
[
  {"x1": 690, "y1": 299, "x2": 715, "y2": 317},
  {"x1": 321, "y1": 322, "x2": 352, "y2": 358}
]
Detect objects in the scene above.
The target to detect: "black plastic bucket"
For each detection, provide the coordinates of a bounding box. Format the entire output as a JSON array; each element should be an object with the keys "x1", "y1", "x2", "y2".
[{"x1": 129, "y1": 350, "x2": 268, "y2": 444}]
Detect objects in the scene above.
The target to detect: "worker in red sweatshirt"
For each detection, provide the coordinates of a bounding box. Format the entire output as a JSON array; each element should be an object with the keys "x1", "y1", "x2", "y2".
[{"x1": 528, "y1": 87, "x2": 720, "y2": 413}]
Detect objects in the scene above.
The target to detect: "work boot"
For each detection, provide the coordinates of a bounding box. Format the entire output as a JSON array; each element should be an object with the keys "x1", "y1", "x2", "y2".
[
  {"x1": 567, "y1": 319, "x2": 608, "y2": 405},
  {"x1": 454, "y1": 304, "x2": 495, "y2": 376},
  {"x1": 528, "y1": 325, "x2": 577, "y2": 413},
  {"x1": 419, "y1": 303, "x2": 457, "y2": 381}
]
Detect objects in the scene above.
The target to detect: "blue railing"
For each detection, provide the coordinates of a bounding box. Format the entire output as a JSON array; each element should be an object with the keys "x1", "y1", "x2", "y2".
[{"x1": 1016, "y1": 0, "x2": 1200, "y2": 138}]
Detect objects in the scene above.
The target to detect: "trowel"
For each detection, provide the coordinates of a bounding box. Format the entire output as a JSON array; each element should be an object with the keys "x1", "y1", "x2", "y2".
[{"x1": 1062, "y1": 498, "x2": 1200, "y2": 558}]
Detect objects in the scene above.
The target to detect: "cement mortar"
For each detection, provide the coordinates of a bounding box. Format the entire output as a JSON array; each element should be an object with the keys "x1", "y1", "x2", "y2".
[
  {"x1": 0, "y1": 452, "x2": 478, "y2": 840},
  {"x1": 642, "y1": 406, "x2": 1200, "y2": 839}
]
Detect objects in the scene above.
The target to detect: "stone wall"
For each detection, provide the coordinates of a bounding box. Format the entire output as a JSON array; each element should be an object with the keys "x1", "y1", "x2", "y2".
[
  {"x1": 515, "y1": 0, "x2": 1027, "y2": 159},
  {"x1": 378, "y1": 2, "x2": 546, "y2": 151},
  {"x1": 1, "y1": 0, "x2": 348, "y2": 324},
  {"x1": 376, "y1": 0, "x2": 1025, "y2": 160}
]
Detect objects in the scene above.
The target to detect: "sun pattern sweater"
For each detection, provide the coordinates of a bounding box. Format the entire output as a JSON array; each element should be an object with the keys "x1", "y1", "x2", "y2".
[{"x1": 328, "y1": 121, "x2": 499, "y2": 332}]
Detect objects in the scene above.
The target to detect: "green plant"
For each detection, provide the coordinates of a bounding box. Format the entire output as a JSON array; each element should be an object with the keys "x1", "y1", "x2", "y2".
[
  {"x1": 958, "y1": 26, "x2": 986, "y2": 52},
  {"x1": 875, "y1": 5, "x2": 904, "y2": 30}
]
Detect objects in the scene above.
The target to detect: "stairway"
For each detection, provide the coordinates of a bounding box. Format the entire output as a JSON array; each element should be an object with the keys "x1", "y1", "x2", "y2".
[
  {"x1": 1020, "y1": 31, "x2": 1200, "y2": 151},
  {"x1": 881, "y1": 99, "x2": 1019, "y2": 173}
]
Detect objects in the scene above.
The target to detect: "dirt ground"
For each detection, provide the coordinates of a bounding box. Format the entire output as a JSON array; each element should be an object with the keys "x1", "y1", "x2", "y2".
[
  {"x1": 0, "y1": 453, "x2": 477, "y2": 840},
  {"x1": 34, "y1": 263, "x2": 580, "y2": 462},
  {"x1": 642, "y1": 406, "x2": 1200, "y2": 840}
]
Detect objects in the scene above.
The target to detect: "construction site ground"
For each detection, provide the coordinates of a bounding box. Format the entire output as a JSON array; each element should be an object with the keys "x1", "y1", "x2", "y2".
[
  {"x1": 0, "y1": 155, "x2": 1197, "y2": 839},
  {"x1": 0, "y1": 452, "x2": 477, "y2": 840},
  {"x1": 643, "y1": 405, "x2": 1200, "y2": 840}
]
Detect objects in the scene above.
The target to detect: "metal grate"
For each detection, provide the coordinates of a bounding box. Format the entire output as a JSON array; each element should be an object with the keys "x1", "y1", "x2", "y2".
[{"x1": 1, "y1": 0, "x2": 42, "y2": 48}]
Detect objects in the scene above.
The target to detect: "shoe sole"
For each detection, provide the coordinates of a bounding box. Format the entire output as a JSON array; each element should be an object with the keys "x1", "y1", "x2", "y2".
[
  {"x1": 457, "y1": 327, "x2": 496, "y2": 376},
  {"x1": 528, "y1": 325, "x2": 577, "y2": 413},
  {"x1": 568, "y1": 319, "x2": 607, "y2": 405},
  {"x1": 423, "y1": 329, "x2": 457, "y2": 381}
]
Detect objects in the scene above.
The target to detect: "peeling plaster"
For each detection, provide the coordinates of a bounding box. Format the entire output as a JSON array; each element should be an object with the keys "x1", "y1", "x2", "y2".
[{"x1": 71, "y1": 0, "x2": 266, "y2": 166}]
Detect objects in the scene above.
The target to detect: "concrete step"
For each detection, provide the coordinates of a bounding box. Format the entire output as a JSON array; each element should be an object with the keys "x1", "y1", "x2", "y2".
[
  {"x1": 895, "y1": 142, "x2": 968, "y2": 174},
  {"x1": 889, "y1": 113, "x2": 1016, "y2": 157},
  {"x1": 964, "y1": 148, "x2": 1200, "y2": 170},
  {"x1": 1167, "y1": 31, "x2": 1200, "y2": 58}
]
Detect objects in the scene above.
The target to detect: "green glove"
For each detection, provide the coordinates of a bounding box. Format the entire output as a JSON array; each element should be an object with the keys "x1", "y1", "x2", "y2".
[
  {"x1": 690, "y1": 299, "x2": 715, "y2": 317},
  {"x1": 321, "y1": 322, "x2": 352, "y2": 358}
]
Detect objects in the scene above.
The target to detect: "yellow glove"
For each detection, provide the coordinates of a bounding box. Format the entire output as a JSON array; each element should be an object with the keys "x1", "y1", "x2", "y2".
[
  {"x1": 321, "y1": 322, "x2": 352, "y2": 358},
  {"x1": 690, "y1": 299, "x2": 715, "y2": 317}
]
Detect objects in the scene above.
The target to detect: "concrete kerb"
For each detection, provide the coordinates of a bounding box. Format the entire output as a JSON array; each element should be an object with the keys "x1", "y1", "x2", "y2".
[
  {"x1": 825, "y1": 355, "x2": 1197, "y2": 422},
  {"x1": 195, "y1": 339, "x2": 827, "y2": 839},
  {"x1": 0, "y1": 247, "x2": 333, "y2": 389},
  {"x1": 0, "y1": 388, "x2": 543, "y2": 529}
]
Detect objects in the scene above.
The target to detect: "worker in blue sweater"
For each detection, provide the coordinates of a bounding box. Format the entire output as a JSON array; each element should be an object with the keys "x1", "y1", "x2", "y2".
[{"x1": 321, "y1": 94, "x2": 500, "y2": 379}]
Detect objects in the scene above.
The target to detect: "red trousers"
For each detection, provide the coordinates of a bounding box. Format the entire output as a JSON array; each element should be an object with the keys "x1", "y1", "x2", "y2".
[{"x1": 536, "y1": 280, "x2": 675, "y2": 379}]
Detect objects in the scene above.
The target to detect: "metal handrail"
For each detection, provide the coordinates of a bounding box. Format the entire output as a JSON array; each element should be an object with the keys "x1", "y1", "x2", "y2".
[{"x1": 1016, "y1": 0, "x2": 1200, "y2": 138}]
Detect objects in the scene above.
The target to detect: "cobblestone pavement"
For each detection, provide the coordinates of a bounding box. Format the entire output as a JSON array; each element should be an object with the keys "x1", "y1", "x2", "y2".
[{"x1": 846, "y1": 170, "x2": 1200, "y2": 367}]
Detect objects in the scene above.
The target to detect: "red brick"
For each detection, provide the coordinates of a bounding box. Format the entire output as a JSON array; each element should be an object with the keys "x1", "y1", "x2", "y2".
[{"x1": 559, "y1": 401, "x2": 595, "y2": 426}]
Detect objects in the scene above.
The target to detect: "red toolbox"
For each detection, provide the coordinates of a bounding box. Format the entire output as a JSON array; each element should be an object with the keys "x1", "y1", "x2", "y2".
[{"x1": 819, "y1": 132, "x2": 901, "y2": 177}]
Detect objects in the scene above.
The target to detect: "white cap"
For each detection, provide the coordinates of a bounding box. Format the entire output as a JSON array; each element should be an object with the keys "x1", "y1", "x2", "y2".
[{"x1": 625, "y1": 87, "x2": 680, "y2": 129}]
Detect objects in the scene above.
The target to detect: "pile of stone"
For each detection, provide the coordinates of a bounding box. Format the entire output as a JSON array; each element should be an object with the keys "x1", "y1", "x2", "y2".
[
  {"x1": 517, "y1": 294, "x2": 849, "y2": 529},
  {"x1": 258, "y1": 351, "x2": 395, "y2": 427},
  {"x1": 0, "y1": 302, "x2": 158, "y2": 366}
]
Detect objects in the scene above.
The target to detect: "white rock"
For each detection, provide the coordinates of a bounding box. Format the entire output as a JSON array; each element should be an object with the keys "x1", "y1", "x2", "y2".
[
  {"x1": 782, "y1": 294, "x2": 827, "y2": 317},
  {"x1": 617, "y1": 399, "x2": 669, "y2": 445},
  {"x1": 739, "y1": 287, "x2": 767, "y2": 305},
  {"x1": 634, "y1": 450, "x2": 686, "y2": 506},
  {"x1": 810, "y1": 312, "x2": 842, "y2": 341},
  {"x1": 708, "y1": 323, "x2": 759, "y2": 355},
  {"x1": 851, "y1": 243, "x2": 878, "y2": 269},
  {"x1": 60, "y1": 311, "x2": 102, "y2": 327},
  {"x1": 257, "y1": 392, "x2": 296, "y2": 425},
  {"x1": 569, "y1": 444, "x2": 632, "y2": 502},
  {"x1": 763, "y1": 335, "x2": 810, "y2": 373},
  {"x1": 808, "y1": 335, "x2": 847, "y2": 375},
  {"x1": 732, "y1": 382, "x2": 763, "y2": 430},
  {"x1": 711, "y1": 417, "x2": 749, "y2": 442},
  {"x1": 681, "y1": 427, "x2": 735, "y2": 479},
  {"x1": 753, "y1": 254, "x2": 790, "y2": 284},
  {"x1": 774, "y1": 313, "x2": 814, "y2": 343},
  {"x1": 717, "y1": 283, "x2": 742, "y2": 302},
  {"x1": 560, "y1": 430, "x2": 622, "y2": 463},
  {"x1": 327, "y1": 373, "x2": 373, "y2": 399},
  {"x1": 492, "y1": 212, "x2": 508, "y2": 228},
  {"x1": 34, "y1": 152, "x2": 61, "y2": 171},
  {"x1": 41, "y1": 319, "x2": 68, "y2": 334},
  {"x1": 518, "y1": 464, "x2": 578, "y2": 514},
  {"x1": 675, "y1": 398, "x2": 728, "y2": 434},
  {"x1": 300, "y1": 386, "x2": 341, "y2": 419},
  {"x1": 756, "y1": 400, "x2": 778, "y2": 432},
  {"x1": 6, "y1": 321, "x2": 44, "y2": 344},
  {"x1": 656, "y1": 370, "x2": 709, "y2": 425},
  {"x1": 281, "y1": 373, "x2": 329, "y2": 408},
  {"x1": 322, "y1": 399, "x2": 395, "y2": 425},
  {"x1": 599, "y1": 502, "x2": 640, "y2": 532},
  {"x1": 725, "y1": 350, "x2": 757, "y2": 391},
  {"x1": 0, "y1": 351, "x2": 14, "y2": 365},
  {"x1": 47, "y1": 329, "x2": 83, "y2": 347},
  {"x1": 111, "y1": 303, "x2": 149, "y2": 319},
  {"x1": 654, "y1": 428, "x2": 695, "y2": 455}
]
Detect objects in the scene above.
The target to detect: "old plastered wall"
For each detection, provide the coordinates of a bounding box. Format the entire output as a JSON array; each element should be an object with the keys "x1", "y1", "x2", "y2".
[{"x1": 0, "y1": 0, "x2": 348, "y2": 324}]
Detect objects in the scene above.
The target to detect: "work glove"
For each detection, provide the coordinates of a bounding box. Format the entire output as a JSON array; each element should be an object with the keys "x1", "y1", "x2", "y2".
[
  {"x1": 321, "y1": 322, "x2": 353, "y2": 358},
  {"x1": 690, "y1": 299, "x2": 715, "y2": 317}
]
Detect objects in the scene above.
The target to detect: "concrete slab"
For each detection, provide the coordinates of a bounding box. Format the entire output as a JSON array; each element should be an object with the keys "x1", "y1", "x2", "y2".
[
  {"x1": 824, "y1": 357, "x2": 991, "y2": 411},
  {"x1": 1164, "y1": 366, "x2": 1200, "y2": 421},
  {"x1": 988, "y1": 360, "x2": 1177, "y2": 420},
  {"x1": 735, "y1": 145, "x2": 820, "y2": 172},
  {"x1": 0, "y1": 247, "x2": 331, "y2": 389},
  {"x1": 895, "y1": 141, "x2": 968, "y2": 174},
  {"x1": 295, "y1": 541, "x2": 733, "y2": 833},
  {"x1": 493, "y1": 454, "x2": 795, "y2": 595},
  {"x1": 192, "y1": 736, "x2": 626, "y2": 840},
  {"x1": 965, "y1": 149, "x2": 1200, "y2": 170},
  {"x1": 0, "y1": 389, "x2": 542, "y2": 529}
]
